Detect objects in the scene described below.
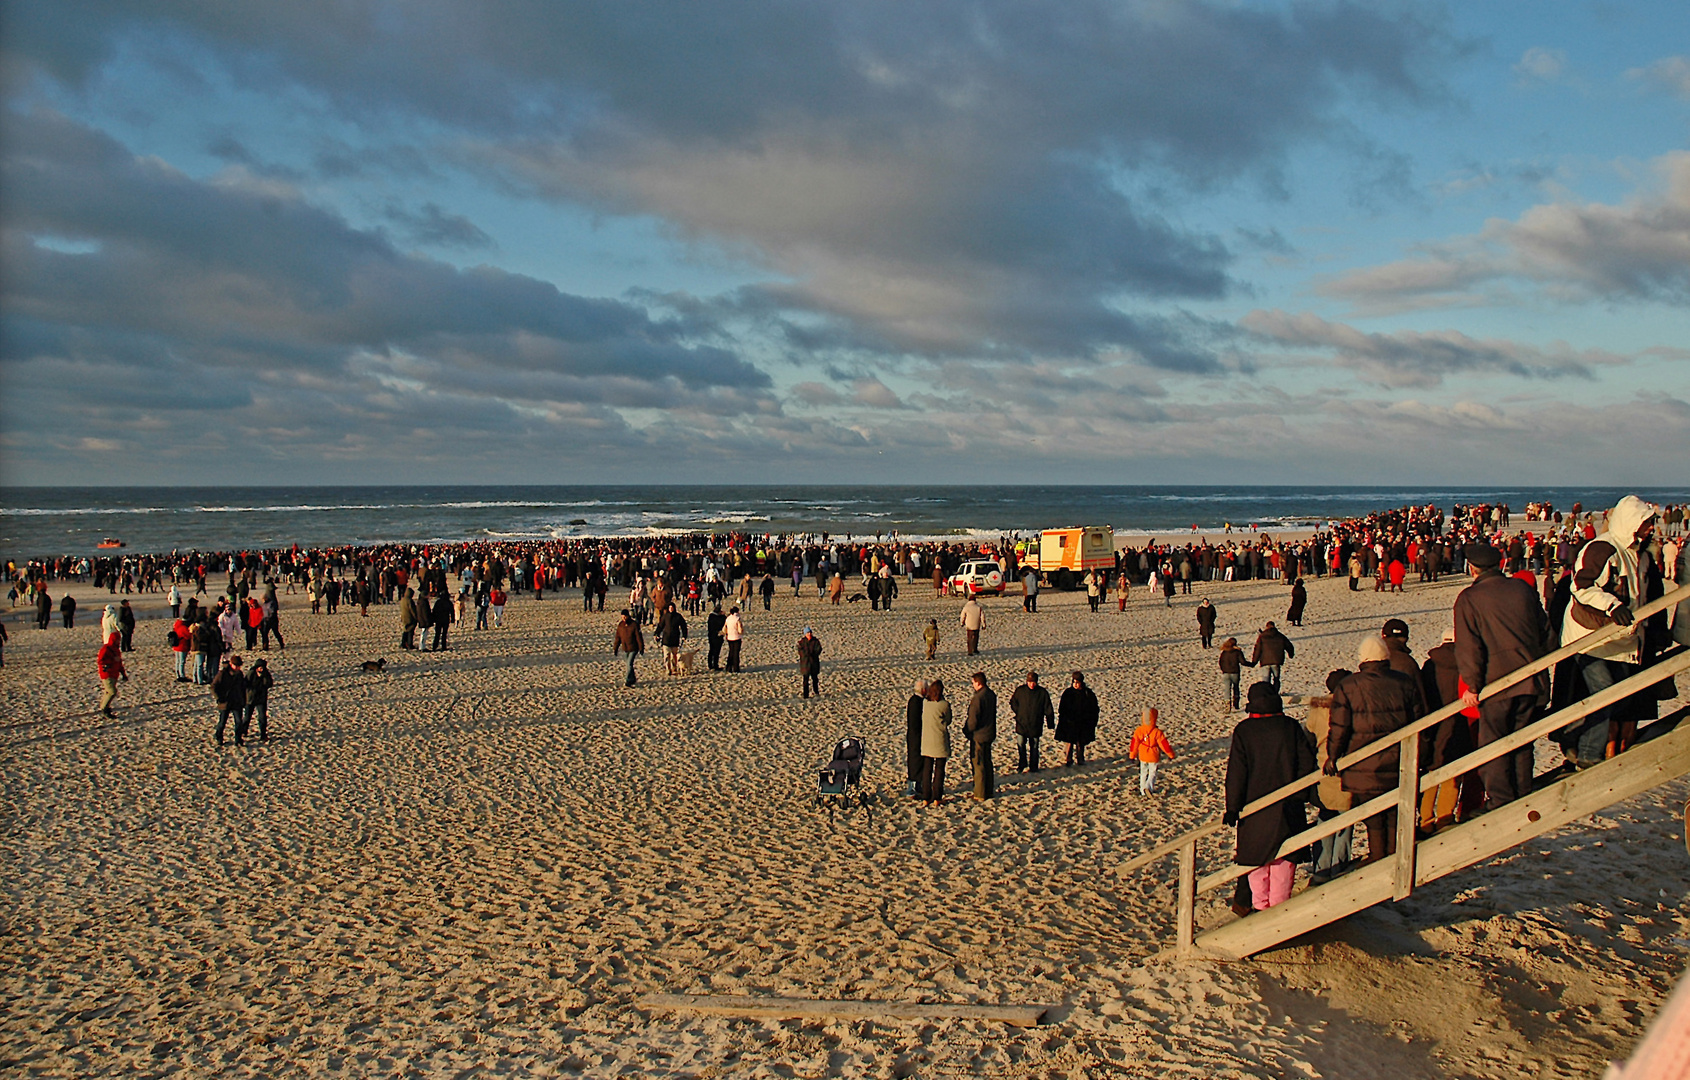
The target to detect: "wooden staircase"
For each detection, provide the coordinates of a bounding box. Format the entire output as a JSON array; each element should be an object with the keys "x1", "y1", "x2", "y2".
[
  {"x1": 1195, "y1": 704, "x2": 1690, "y2": 959},
  {"x1": 1124, "y1": 580, "x2": 1690, "y2": 961}
]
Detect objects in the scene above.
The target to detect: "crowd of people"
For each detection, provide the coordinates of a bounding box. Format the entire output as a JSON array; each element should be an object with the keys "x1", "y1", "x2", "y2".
[
  {"x1": 2, "y1": 496, "x2": 1684, "y2": 859},
  {"x1": 1220, "y1": 494, "x2": 1688, "y2": 915}
]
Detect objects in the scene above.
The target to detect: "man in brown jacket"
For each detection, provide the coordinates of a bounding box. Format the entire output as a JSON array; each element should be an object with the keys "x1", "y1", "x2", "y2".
[
  {"x1": 1454, "y1": 543, "x2": 1549, "y2": 810},
  {"x1": 612, "y1": 609, "x2": 644, "y2": 687}
]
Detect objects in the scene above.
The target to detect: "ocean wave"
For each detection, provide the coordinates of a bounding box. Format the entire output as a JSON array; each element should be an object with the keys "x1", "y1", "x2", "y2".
[{"x1": 0, "y1": 506, "x2": 170, "y2": 516}]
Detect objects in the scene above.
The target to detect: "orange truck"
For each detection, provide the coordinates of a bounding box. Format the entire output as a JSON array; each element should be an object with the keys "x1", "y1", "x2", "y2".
[{"x1": 1021, "y1": 526, "x2": 1115, "y2": 590}]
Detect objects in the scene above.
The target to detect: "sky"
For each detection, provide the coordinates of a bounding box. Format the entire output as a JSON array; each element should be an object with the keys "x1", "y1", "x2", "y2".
[{"x1": 1, "y1": 0, "x2": 1686, "y2": 486}]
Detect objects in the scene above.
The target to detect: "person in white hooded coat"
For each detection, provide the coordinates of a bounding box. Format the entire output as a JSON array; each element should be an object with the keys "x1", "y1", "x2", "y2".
[{"x1": 1560, "y1": 495, "x2": 1659, "y2": 765}]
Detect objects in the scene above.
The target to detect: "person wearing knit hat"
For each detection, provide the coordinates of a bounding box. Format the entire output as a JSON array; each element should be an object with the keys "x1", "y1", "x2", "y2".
[
  {"x1": 1224, "y1": 680, "x2": 1316, "y2": 914},
  {"x1": 1324, "y1": 634, "x2": 1423, "y2": 864},
  {"x1": 1357, "y1": 635, "x2": 1390, "y2": 665}
]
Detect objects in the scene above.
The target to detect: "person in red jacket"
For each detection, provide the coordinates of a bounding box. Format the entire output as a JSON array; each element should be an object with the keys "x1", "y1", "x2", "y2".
[
  {"x1": 171, "y1": 614, "x2": 192, "y2": 681},
  {"x1": 96, "y1": 632, "x2": 127, "y2": 717}
]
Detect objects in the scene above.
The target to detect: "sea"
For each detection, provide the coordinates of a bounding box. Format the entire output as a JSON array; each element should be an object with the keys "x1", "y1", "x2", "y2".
[{"x1": 2, "y1": 485, "x2": 1684, "y2": 559}]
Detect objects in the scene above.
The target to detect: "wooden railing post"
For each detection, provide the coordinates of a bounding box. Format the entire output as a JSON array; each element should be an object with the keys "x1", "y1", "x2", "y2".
[
  {"x1": 1394, "y1": 732, "x2": 1419, "y2": 900},
  {"x1": 1176, "y1": 839, "x2": 1197, "y2": 957}
]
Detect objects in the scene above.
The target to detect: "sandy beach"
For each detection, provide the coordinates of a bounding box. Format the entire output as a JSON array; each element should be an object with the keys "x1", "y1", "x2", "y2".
[{"x1": 2, "y1": 572, "x2": 1686, "y2": 1078}]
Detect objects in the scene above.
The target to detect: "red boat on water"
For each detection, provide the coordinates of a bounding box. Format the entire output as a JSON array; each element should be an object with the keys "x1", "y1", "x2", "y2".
[{"x1": 96, "y1": 538, "x2": 126, "y2": 549}]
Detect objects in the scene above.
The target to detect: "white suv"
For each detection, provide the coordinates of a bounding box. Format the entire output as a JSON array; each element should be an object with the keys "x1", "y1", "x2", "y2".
[{"x1": 948, "y1": 560, "x2": 1006, "y2": 596}]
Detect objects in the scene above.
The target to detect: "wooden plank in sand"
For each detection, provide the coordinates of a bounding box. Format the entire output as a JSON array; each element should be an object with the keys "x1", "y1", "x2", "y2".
[{"x1": 637, "y1": 993, "x2": 1047, "y2": 1028}]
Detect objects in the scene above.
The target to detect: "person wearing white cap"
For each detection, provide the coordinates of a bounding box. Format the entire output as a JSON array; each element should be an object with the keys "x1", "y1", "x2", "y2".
[
  {"x1": 1324, "y1": 635, "x2": 1423, "y2": 863},
  {"x1": 1557, "y1": 495, "x2": 1661, "y2": 766}
]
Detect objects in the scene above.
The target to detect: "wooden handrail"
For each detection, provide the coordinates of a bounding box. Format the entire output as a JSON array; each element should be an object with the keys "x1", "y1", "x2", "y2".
[
  {"x1": 1129, "y1": 579, "x2": 1690, "y2": 872},
  {"x1": 1195, "y1": 647, "x2": 1690, "y2": 895},
  {"x1": 1416, "y1": 645, "x2": 1690, "y2": 793}
]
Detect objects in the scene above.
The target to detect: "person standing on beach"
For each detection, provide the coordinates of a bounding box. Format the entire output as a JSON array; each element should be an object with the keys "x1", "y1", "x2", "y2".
[
  {"x1": 705, "y1": 602, "x2": 726, "y2": 671},
  {"x1": 246, "y1": 658, "x2": 273, "y2": 742},
  {"x1": 96, "y1": 631, "x2": 126, "y2": 718},
  {"x1": 60, "y1": 593, "x2": 76, "y2": 629},
  {"x1": 169, "y1": 582, "x2": 183, "y2": 620},
  {"x1": 1287, "y1": 579, "x2": 1307, "y2": 627},
  {"x1": 796, "y1": 626, "x2": 821, "y2": 697},
  {"x1": 1129, "y1": 708, "x2": 1176, "y2": 795},
  {"x1": 398, "y1": 588, "x2": 418, "y2": 649},
  {"x1": 1196, "y1": 599, "x2": 1217, "y2": 648},
  {"x1": 1022, "y1": 567, "x2": 1039, "y2": 612},
  {"x1": 723, "y1": 606, "x2": 745, "y2": 672},
  {"x1": 261, "y1": 593, "x2": 284, "y2": 650},
  {"x1": 1250, "y1": 621, "x2": 1294, "y2": 690},
  {"x1": 118, "y1": 600, "x2": 135, "y2": 652},
  {"x1": 612, "y1": 609, "x2": 644, "y2": 687},
  {"x1": 1010, "y1": 670, "x2": 1054, "y2": 772},
  {"x1": 1224, "y1": 681, "x2": 1316, "y2": 912},
  {"x1": 922, "y1": 618, "x2": 940, "y2": 659},
  {"x1": 963, "y1": 672, "x2": 998, "y2": 800},
  {"x1": 212, "y1": 654, "x2": 248, "y2": 747},
  {"x1": 919, "y1": 680, "x2": 952, "y2": 806},
  {"x1": 429, "y1": 590, "x2": 453, "y2": 651},
  {"x1": 35, "y1": 586, "x2": 51, "y2": 630},
  {"x1": 1056, "y1": 671, "x2": 1099, "y2": 767},
  {"x1": 959, "y1": 595, "x2": 983, "y2": 656},
  {"x1": 661, "y1": 605, "x2": 689, "y2": 675},
  {"x1": 906, "y1": 679, "x2": 929, "y2": 797},
  {"x1": 0, "y1": 619, "x2": 8, "y2": 667}
]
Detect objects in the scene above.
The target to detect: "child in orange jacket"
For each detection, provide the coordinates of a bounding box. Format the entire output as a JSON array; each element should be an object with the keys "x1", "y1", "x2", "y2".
[{"x1": 1128, "y1": 707, "x2": 1176, "y2": 795}]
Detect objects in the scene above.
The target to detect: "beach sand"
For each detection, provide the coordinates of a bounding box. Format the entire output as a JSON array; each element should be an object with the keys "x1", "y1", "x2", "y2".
[{"x1": 2, "y1": 572, "x2": 1686, "y2": 1077}]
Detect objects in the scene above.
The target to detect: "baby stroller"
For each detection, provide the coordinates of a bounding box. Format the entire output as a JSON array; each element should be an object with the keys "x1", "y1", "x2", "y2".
[{"x1": 815, "y1": 735, "x2": 871, "y2": 825}]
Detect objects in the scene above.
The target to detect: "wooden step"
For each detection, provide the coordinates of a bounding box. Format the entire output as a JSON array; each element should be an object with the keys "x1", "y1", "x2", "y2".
[{"x1": 1191, "y1": 719, "x2": 1690, "y2": 961}]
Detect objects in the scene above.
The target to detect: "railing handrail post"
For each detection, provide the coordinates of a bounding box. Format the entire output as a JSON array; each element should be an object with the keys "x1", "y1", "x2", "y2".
[
  {"x1": 1176, "y1": 839, "x2": 1197, "y2": 957},
  {"x1": 1394, "y1": 732, "x2": 1419, "y2": 900}
]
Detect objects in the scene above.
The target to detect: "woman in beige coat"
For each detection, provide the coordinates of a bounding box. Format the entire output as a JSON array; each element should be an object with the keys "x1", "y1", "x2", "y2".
[{"x1": 919, "y1": 679, "x2": 953, "y2": 806}]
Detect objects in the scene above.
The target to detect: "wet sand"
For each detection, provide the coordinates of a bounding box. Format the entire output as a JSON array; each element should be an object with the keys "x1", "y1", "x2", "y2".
[{"x1": 2, "y1": 572, "x2": 1685, "y2": 1077}]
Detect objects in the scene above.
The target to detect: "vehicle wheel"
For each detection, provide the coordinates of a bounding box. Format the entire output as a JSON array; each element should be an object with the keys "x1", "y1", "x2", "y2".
[{"x1": 1055, "y1": 569, "x2": 1075, "y2": 591}]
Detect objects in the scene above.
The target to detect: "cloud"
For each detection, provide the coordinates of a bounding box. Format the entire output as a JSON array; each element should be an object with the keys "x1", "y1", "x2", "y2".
[
  {"x1": 381, "y1": 202, "x2": 494, "y2": 250},
  {"x1": 1512, "y1": 47, "x2": 1567, "y2": 87},
  {"x1": 1241, "y1": 309, "x2": 1610, "y2": 387},
  {"x1": 1, "y1": 0, "x2": 1454, "y2": 368},
  {"x1": 1319, "y1": 151, "x2": 1690, "y2": 311},
  {"x1": 0, "y1": 110, "x2": 777, "y2": 476},
  {"x1": 1626, "y1": 55, "x2": 1690, "y2": 99}
]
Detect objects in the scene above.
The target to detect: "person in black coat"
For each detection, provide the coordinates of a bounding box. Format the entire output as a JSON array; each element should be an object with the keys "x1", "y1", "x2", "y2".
[
  {"x1": 1055, "y1": 671, "x2": 1099, "y2": 767},
  {"x1": 1286, "y1": 579, "x2": 1307, "y2": 627},
  {"x1": 906, "y1": 679, "x2": 928, "y2": 797},
  {"x1": 1196, "y1": 599, "x2": 1218, "y2": 648},
  {"x1": 1224, "y1": 681, "x2": 1317, "y2": 912},
  {"x1": 705, "y1": 603, "x2": 726, "y2": 671},
  {"x1": 1325, "y1": 635, "x2": 1422, "y2": 862},
  {"x1": 429, "y1": 592, "x2": 454, "y2": 651},
  {"x1": 212, "y1": 655, "x2": 248, "y2": 747}
]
